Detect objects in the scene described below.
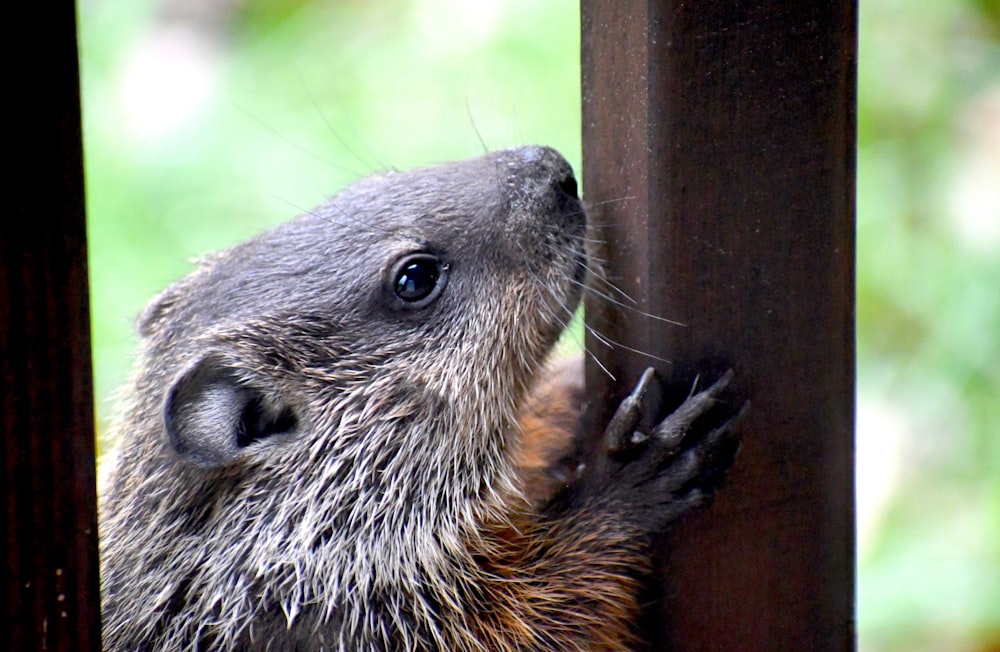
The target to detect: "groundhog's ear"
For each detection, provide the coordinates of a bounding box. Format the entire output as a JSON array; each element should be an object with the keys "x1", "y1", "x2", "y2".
[{"x1": 164, "y1": 354, "x2": 297, "y2": 468}]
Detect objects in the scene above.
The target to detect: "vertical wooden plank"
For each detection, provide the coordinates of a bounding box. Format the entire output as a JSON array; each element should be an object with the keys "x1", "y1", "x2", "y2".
[
  {"x1": 2, "y1": 1, "x2": 102, "y2": 650},
  {"x1": 581, "y1": 1, "x2": 856, "y2": 650}
]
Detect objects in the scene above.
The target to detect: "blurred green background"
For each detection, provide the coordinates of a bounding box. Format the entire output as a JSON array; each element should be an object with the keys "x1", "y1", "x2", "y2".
[{"x1": 78, "y1": 0, "x2": 1000, "y2": 650}]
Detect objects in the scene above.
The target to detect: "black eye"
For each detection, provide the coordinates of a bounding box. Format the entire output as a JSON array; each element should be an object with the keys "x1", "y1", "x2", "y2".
[{"x1": 390, "y1": 253, "x2": 447, "y2": 307}]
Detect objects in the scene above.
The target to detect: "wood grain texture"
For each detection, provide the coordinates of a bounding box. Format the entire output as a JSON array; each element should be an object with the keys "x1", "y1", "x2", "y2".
[
  {"x1": 581, "y1": 1, "x2": 857, "y2": 649},
  {"x1": 2, "y1": 1, "x2": 102, "y2": 649}
]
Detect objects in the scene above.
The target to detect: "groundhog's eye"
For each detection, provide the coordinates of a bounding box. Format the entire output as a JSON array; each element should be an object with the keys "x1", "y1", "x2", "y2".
[{"x1": 390, "y1": 253, "x2": 448, "y2": 307}]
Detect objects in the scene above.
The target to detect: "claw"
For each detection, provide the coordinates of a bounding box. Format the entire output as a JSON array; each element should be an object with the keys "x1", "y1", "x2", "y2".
[
  {"x1": 653, "y1": 369, "x2": 736, "y2": 446},
  {"x1": 604, "y1": 367, "x2": 656, "y2": 453},
  {"x1": 704, "y1": 368, "x2": 735, "y2": 396},
  {"x1": 696, "y1": 400, "x2": 749, "y2": 463},
  {"x1": 681, "y1": 400, "x2": 749, "y2": 490},
  {"x1": 713, "y1": 401, "x2": 750, "y2": 442}
]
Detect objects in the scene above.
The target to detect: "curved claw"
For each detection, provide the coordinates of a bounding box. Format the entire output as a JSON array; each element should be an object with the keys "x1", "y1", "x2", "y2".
[
  {"x1": 604, "y1": 367, "x2": 657, "y2": 453},
  {"x1": 713, "y1": 400, "x2": 750, "y2": 442},
  {"x1": 676, "y1": 400, "x2": 749, "y2": 492},
  {"x1": 652, "y1": 369, "x2": 736, "y2": 447},
  {"x1": 695, "y1": 400, "x2": 750, "y2": 467}
]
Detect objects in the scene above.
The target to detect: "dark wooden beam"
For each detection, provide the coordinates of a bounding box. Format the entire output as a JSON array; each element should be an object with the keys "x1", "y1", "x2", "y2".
[
  {"x1": 2, "y1": 2, "x2": 102, "y2": 650},
  {"x1": 581, "y1": 1, "x2": 856, "y2": 650}
]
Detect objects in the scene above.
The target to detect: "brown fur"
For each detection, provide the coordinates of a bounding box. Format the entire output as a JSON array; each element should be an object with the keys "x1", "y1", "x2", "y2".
[
  {"x1": 99, "y1": 146, "x2": 741, "y2": 651},
  {"x1": 515, "y1": 356, "x2": 586, "y2": 508}
]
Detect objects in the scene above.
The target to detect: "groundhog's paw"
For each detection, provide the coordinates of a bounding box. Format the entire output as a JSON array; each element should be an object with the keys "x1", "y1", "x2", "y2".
[{"x1": 606, "y1": 368, "x2": 747, "y2": 531}]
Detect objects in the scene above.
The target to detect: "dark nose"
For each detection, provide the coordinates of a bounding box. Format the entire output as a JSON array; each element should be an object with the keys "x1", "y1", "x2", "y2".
[
  {"x1": 511, "y1": 146, "x2": 576, "y2": 192},
  {"x1": 554, "y1": 173, "x2": 579, "y2": 214},
  {"x1": 503, "y1": 145, "x2": 582, "y2": 223},
  {"x1": 556, "y1": 174, "x2": 579, "y2": 201}
]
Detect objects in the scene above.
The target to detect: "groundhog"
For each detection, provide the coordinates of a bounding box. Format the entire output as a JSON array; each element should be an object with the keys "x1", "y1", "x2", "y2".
[{"x1": 99, "y1": 145, "x2": 744, "y2": 651}]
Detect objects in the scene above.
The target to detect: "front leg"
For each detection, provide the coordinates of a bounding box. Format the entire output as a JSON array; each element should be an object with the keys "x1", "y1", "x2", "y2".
[
  {"x1": 468, "y1": 369, "x2": 746, "y2": 651},
  {"x1": 592, "y1": 368, "x2": 747, "y2": 533}
]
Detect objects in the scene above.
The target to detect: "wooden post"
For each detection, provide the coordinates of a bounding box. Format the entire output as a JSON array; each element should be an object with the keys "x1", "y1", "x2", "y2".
[
  {"x1": 581, "y1": 2, "x2": 857, "y2": 650},
  {"x1": 2, "y1": 2, "x2": 102, "y2": 650}
]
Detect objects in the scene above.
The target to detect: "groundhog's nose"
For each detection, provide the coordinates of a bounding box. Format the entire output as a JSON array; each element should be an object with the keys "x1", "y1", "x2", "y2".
[
  {"x1": 512, "y1": 146, "x2": 577, "y2": 194},
  {"x1": 503, "y1": 145, "x2": 582, "y2": 225},
  {"x1": 553, "y1": 172, "x2": 579, "y2": 214},
  {"x1": 555, "y1": 172, "x2": 579, "y2": 201}
]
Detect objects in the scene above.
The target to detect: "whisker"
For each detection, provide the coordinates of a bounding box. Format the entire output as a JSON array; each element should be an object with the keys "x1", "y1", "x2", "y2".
[
  {"x1": 305, "y1": 87, "x2": 382, "y2": 176},
  {"x1": 226, "y1": 98, "x2": 363, "y2": 177},
  {"x1": 578, "y1": 255, "x2": 641, "y2": 306},
  {"x1": 581, "y1": 264, "x2": 639, "y2": 306},
  {"x1": 572, "y1": 279, "x2": 686, "y2": 327},
  {"x1": 583, "y1": 345, "x2": 616, "y2": 381},
  {"x1": 586, "y1": 326, "x2": 673, "y2": 365},
  {"x1": 583, "y1": 195, "x2": 635, "y2": 208},
  {"x1": 465, "y1": 100, "x2": 490, "y2": 155},
  {"x1": 538, "y1": 286, "x2": 616, "y2": 382},
  {"x1": 563, "y1": 233, "x2": 608, "y2": 246}
]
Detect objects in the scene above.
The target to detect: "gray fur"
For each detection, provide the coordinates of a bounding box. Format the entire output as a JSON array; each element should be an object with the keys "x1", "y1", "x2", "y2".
[{"x1": 100, "y1": 146, "x2": 590, "y2": 650}]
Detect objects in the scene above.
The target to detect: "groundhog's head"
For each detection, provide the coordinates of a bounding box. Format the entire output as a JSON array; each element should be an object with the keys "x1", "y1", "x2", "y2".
[{"x1": 127, "y1": 145, "x2": 586, "y2": 476}]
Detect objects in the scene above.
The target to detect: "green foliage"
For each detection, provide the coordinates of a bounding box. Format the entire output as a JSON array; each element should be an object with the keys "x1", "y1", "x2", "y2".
[
  {"x1": 79, "y1": 0, "x2": 1000, "y2": 649},
  {"x1": 856, "y1": 0, "x2": 1000, "y2": 649}
]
